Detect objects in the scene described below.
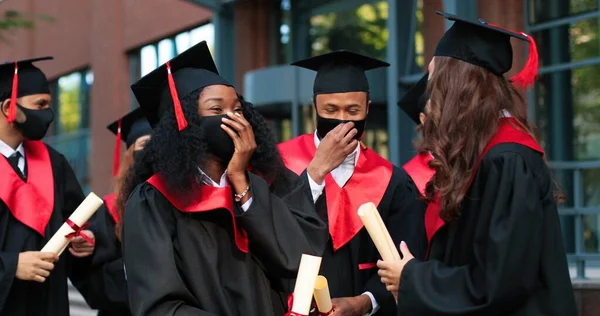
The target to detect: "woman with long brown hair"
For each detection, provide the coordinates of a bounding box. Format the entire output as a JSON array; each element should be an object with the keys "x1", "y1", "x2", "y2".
[
  {"x1": 77, "y1": 108, "x2": 151, "y2": 316},
  {"x1": 377, "y1": 12, "x2": 577, "y2": 315}
]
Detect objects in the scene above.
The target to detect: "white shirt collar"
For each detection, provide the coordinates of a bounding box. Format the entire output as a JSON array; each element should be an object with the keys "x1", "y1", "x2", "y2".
[
  {"x1": 0, "y1": 139, "x2": 25, "y2": 159},
  {"x1": 313, "y1": 131, "x2": 360, "y2": 166},
  {"x1": 197, "y1": 167, "x2": 228, "y2": 188}
]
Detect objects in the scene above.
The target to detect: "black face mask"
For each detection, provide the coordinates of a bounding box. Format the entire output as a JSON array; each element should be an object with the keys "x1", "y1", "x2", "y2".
[
  {"x1": 13, "y1": 104, "x2": 55, "y2": 140},
  {"x1": 315, "y1": 112, "x2": 366, "y2": 140},
  {"x1": 201, "y1": 114, "x2": 236, "y2": 162}
]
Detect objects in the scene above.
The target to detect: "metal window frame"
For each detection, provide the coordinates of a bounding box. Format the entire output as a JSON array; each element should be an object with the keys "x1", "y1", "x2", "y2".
[{"x1": 525, "y1": 0, "x2": 600, "y2": 279}]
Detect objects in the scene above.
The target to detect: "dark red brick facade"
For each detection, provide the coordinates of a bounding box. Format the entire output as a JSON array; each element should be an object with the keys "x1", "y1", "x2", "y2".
[{"x1": 0, "y1": 0, "x2": 211, "y2": 194}]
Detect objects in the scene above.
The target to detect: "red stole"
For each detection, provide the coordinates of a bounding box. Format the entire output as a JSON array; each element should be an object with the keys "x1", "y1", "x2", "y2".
[
  {"x1": 278, "y1": 134, "x2": 393, "y2": 251},
  {"x1": 425, "y1": 118, "x2": 544, "y2": 252},
  {"x1": 103, "y1": 192, "x2": 119, "y2": 223},
  {"x1": 403, "y1": 152, "x2": 435, "y2": 196},
  {"x1": 146, "y1": 174, "x2": 249, "y2": 253},
  {"x1": 0, "y1": 141, "x2": 54, "y2": 236}
]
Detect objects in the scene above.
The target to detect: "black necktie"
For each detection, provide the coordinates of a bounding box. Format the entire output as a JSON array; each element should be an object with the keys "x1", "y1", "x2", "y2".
[{"x1": 8, "y1": 152, "x2": 24, "y2": 179}]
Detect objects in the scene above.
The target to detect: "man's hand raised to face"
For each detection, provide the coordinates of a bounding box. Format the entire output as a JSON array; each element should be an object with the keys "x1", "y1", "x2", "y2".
[{"x1": 307, "y1": 122, "x2": 358, "y2": 184}]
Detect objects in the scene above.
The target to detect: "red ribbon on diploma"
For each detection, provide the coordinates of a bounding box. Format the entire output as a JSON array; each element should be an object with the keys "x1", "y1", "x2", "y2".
[
  {"x1": 64, "y1": 219, "x2": 94, "y2": 245},
  {"x1": 318, "y1": 309, "x2": 334, "y2": 316},
  {"x1": 285, "y1": 294, "x2": 333, "y2": 316},
  {"x1": 284, "y1": 294, "x2": 308, "y2": 316}
]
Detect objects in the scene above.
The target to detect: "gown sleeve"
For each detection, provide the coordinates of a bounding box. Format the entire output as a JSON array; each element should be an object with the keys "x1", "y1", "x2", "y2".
[
  {"x1": 363, "y1": 168, "x2": 427, "y2": 315},
  {"x1": 122, "y1": 184, "x2": 218, "y2": 316},
  {"x1": 397, "y1": 151, "x2": 545, "y2": 315},
  {"x1": 73, "y1": 205, "x2": 128, "y2": 311},
  {"x1": 0, "y1": 251, "x2": 18, "y2": 310},
  {"x1": 55, "y1": 154, "x2": 95, "y2": 293},
  {"x1": 235, "y1": 169, "x2": 328, "y2": 280}
]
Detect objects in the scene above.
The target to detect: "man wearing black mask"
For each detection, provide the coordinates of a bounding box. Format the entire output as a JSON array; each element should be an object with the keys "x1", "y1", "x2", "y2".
[
  {"x1": 278, "y1": 51, "x2": 427, "y2": 316},
  {"x1": 0, "y1": 57, "x2": 95, "y2": 315}
]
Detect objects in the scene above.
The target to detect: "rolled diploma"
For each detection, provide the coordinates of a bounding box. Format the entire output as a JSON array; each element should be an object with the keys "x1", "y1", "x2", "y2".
[
  {"x1": 291, "y1": 254, "x2": 322, "y2": 315},
  {"x1": 41, "y1": 192, "x2": 104, "y2": 255},
  {"x1": 313, "y1": 275, "x2": 333, "y2": 313},
  {"x1": 357, "y1": 202, "x2": 400, "y2": 261}
]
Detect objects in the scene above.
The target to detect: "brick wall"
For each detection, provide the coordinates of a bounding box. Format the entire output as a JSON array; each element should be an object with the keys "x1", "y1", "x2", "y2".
[
  {"x1": 233, "y1": 0, "x2": 272, "y2": 88},
  {"x1": 0, "y1": 0, "x2": 211, "y2": 195},
  {"x1": 573, "y1": 280, "x2": 600, "y2": 316}
]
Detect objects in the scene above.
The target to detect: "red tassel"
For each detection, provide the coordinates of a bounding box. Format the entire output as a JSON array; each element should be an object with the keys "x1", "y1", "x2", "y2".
[
  {"x1": 112, "y1": 119, "x2": 122, "y2": 177},
  {"x1": 487, "y1": 23, "x2": 539, "y2": 89},
  {"x1": 166, "y1": 62, "x2": 188, "y2": 131},
  {"x1": 510, "y1": 33, "x2": 539, "y2": 89},
  {"x1": 7, "y1": 62, "x2": 18, "y2": 124}
]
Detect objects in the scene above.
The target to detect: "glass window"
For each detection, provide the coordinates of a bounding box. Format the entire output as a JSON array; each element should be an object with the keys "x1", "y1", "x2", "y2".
[
  {"x1": 528, "y1": 0, "x2": 600, "y2": 262},
  {"x1": 413, "y1": 0, "x2": 425, "y2": 70},
  {"x1": 56, "y1": 72, "x2": 83, "y2": 134},
  {"x1": 310, "y1": 1, "x2": 389, "y2": 59},
  {"x1": 45, "y1": 69, "x2": 93, "y2": 192},
  {"x1": 140, "y1": 45, "x2": 157, "y2": 77},
  {"x1": 529, "y1": 0, "x2": 598, "y2": 24},
  {"x1": 157, "y1": 38, "x2": 175, "y2": 65},
  {"x1": 189, "y1": 23, "x2": 215, "y2": 57},
  {"x1": 532, "y1": 18, "x2": 599, "y2": 67},
  {"x1": 175, "y1": 32, "x2": 191, "y2": 55},
  {"x1": 133, "y1": 23, "x2": 215, "y2": 81},
  {"x1": 277, "y1": 0, "x2": 292, "y2": 64}
]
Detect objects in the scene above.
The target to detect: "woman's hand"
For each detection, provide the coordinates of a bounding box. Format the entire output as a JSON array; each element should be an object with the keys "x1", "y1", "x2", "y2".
[
  {"x1": 69, "y1": 230, "x2": 95, "y2": 258},
  {"x1": 376, "y1": 241, "x2": 415, "y2": 300},
  {"x1": 221, "y1": 112, "x2": 256, "y2": 200}
]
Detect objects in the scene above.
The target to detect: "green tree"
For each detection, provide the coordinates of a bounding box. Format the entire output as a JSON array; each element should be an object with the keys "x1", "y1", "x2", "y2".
[
  {"x1": 0, "y1": 10, "x2": 54, "y2": 41},
  {"x1": 310, "y1": 1, "x2": 389, "y2": 59}
]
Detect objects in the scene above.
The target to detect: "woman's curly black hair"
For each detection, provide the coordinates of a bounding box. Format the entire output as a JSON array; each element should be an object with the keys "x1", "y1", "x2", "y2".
[{"x1": 115, "y1": 88, "x2": 285, "y2": 238}]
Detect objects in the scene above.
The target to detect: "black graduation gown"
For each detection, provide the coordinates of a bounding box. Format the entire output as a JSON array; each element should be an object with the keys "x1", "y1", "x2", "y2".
[
  {"x1": 76, "y1": 201, "x2": 130, "y2": 316},
  {"x1": 0, "y1": 144, "x2": 92, "y2": 316},
  {"x1": 397, "y1": 144, "x2": 578, "y2": 316},
  {"x1": 121, "y1": 169, "x2": 328, "y2": 316},
  {"x1": 299, "y1": 167, "x2": 427, "y2": 316}
]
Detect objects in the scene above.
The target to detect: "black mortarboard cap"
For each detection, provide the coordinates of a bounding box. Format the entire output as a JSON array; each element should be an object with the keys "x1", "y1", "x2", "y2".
[
  {"x1": 398, "y1": 73, "x2": 429, "y2": 125},
  {"x1": 130, "y1": 41, "x2": 232, "y2": 130},
  {"x1": 434, "y1": 11, "x2": 538, "y2": 88},
  {"x1": 291, "y1": 50, "x2": 390, "y2": 95},
  {"x1": 0, "y1": 56, "x2": 53, "y2": 123},
  {"x1": 106, "y1": 107, "x2": 152, "y2": 176},
  {"x1": 107, "y1": 107, "x2": 151, "y2": 148}
]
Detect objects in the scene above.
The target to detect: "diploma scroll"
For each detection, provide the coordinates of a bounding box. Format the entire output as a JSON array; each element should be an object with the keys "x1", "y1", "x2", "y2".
[
  {"x1": 357, "y1": 202, "x2": 400, "y2": 261},
  {"x1": 41, "y1": 192, "x2": 104, "y2": 256},
  {"x1": 290, "y1": 254, "x2": 322, "y2": 316},
  {"x1": 313, "y1": 275, "x2": 333, "y2": 315}
]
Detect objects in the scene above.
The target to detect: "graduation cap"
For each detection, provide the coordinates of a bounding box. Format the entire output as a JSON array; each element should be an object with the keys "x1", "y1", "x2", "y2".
[
  {"x1": 0, "y1": 56, "x2": 53, "y2": 123},
  {"x1": 291, "y1": 50, "x2": 390, "y2": 95},
  {"x1": 130, "y1": 41, "x2": 232, "y2": 131},
  {"x1": 435, "y1": 11, "x2": 538, "y2": 88},
  {"x1": 398, "y1": 72, "x2": 429, "y2": 125},
  {"x1": 106, "y1": 107, "x2": 152, "y2": 176}
]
